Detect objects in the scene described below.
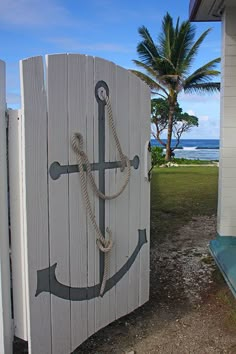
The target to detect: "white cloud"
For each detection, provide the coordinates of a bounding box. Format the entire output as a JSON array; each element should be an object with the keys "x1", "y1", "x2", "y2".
[
  {"x1": 186, "y1": 112, "x2": 209, "y2": 122},
  {"x1": 185, "y1": 115, "x2": 220, "y2": 139},
  {"x1": 187, "y1": 109, "x2": 195, "y2": 116},
  {"x1": 0, "y1": 0, "x2": 77, "y2": 28}
]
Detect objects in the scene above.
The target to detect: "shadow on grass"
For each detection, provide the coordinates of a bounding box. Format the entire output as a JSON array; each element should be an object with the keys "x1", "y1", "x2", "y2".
[{"x1": 151, "y1": 167, "x2": 218, "y2": 245}]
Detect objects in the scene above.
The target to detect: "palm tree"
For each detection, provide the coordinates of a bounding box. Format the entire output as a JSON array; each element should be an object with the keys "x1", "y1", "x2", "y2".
[{"x1": 131, "y1": 13, "x2": 220, "y2": 161}]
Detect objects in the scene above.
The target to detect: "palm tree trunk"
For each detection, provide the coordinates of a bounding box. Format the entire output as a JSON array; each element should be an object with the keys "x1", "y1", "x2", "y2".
[{"x1": 165, "y1": 98, "x2": 176, "y2": 161}]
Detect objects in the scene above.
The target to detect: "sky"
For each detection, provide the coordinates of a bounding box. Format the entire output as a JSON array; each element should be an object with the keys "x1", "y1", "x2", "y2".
[{"x1": 0, "y1": 0, "x2": 221, "y2": 139}]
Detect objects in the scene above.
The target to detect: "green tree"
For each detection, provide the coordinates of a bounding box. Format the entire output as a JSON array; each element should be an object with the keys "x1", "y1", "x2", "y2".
[
  {"x1": 131, "y1": 13, "x2": 220, "y2": 161},
  {"x1": 151, "y1": 98, "x2": 199, "y2": 153}
]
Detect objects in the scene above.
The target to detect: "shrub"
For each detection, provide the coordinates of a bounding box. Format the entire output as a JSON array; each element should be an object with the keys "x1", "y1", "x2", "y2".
[{"x1": 151, "y1": 146, "x2": 165, "y2": 167}]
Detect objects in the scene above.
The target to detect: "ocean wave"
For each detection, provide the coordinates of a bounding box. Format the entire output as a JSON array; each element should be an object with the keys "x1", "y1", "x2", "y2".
[
  {"x1": 182, "y1": 146, "x2": 197, "y2": 151},
  {"x1": 150, "y1": 139, "x2": 219, "y2": 150},
  {"x1": 196, "y1": 147, "x2": 219, "y2": 150},
  {"x1": 174, "y1": 146, "x2": 219, "y2": 150}
]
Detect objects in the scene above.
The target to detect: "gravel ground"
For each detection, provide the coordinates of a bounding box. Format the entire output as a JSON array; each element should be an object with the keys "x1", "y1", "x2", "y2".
[
  {"x1": 76, "y1": 215, "x2": 236, "y2": 354},
  {"x1": 14, "y1": 215, "x2": 236, "y2": 353}
]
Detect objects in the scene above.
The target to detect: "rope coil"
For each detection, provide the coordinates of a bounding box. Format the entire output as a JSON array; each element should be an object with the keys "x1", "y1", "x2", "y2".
[{"x1": 71, "y1": 91, "x2": 130, "y2": 295}]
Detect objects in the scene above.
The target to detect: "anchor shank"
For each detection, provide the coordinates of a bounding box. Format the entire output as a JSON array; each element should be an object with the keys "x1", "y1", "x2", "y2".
[{"x1": 96, "y1": 82, "x2": 108, "y2": 285}]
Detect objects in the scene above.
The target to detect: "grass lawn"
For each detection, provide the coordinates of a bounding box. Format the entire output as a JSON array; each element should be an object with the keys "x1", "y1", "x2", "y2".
[{"x1": 151, "y1": 166, "x2": 219, "y2": 244}]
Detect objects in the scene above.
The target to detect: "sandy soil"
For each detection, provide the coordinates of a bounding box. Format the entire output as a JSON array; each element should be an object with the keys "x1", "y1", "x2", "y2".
[
  {"x1": 14, "y1": 215, "x2": 236, "y2": 353},
  {"x1": 76, "y1": 215, "x2": 236, "y2": 354}
]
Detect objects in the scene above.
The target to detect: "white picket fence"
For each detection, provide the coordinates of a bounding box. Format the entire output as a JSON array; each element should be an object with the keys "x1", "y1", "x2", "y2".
[{"x1": 0, "y1": 55, "x2": 151, "y2": 354}]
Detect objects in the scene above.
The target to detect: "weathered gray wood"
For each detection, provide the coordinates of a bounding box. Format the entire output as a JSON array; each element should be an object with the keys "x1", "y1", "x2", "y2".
[
  {"x1": 106, "y1": 63, "x2": 117, "y2": 324},
  {"x1": 8, "y1": 109, "x2": 28, "y2": 340},
  {"x1": 68, "y1": 54, "x2": 88, "y2": 350},
  {"x1": 139, "y1": 81, "x2": 151, "y2": 305},
  {"x1": 20, "y1": 56, "x2": 51, "y2": 354},
  {"x1": 86, "y1": 55, "x2": 96, "y2": 338},
  {"x1": 128, "y1": 73, "x2": 141, "y2": 313},
  {"x1": 115, "y1": 65, "x2": 130, "y2": 319},
  {"x1": 94, "y1": 57, "x2": 111, "y2": 331},
  {"x1": 0, "y1": 60, "x2": 12, "y2": 354},
  {"x1": 46, "y1": 54, "x2": 71, "y2": 354}
]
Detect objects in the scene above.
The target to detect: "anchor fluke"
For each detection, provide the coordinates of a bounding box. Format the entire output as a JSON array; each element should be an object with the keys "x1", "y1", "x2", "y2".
[
  {"x1": 35, "y1": 263, "x2": 56, "y2": 296},
  {"x1": 35, "y1": 229, "x2": 147, "y2": 301}
]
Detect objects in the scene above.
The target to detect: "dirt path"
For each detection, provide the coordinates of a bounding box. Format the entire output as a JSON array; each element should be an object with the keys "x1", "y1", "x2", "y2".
[
  {"x1": 13, "y1": 215, "x2": 236, "y2": 353},
  {"x1": 76, "y1": 215, "x2": 236, "y2": 354}
]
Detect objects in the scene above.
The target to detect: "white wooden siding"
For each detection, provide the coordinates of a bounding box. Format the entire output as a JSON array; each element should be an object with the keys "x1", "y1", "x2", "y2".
[{"x1": 218, "y1": 7, "x2": 236, "y2": 236}]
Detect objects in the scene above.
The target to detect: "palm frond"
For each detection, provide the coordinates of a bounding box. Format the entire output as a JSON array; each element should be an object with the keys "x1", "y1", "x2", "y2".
[
  {"x1": 175, "y1": 17, "x2": 180, "y2": 37},
  {"x1": 184, "y1": 58, "x2": 221, "y2": 87},
  {"x1": 182, "y1": 28, "x2": 212, "y2": 70},
  {"x1": 185, "y1": 70, "x2": 220, "y2": 86},
  {"x1": 129, "y1": 70, "x2": 168, "y2": 96},
  {"x1": 159, "y1": 56, "x2": 176, "y2": 72},
  {"x1": 137, "y1": 26, "x2": 160, "y2": 65},
  {"x1": 190, "y1": 57, "x2": 220, "y2": 74},
  {"x1": 158, "y1": 12, "x2": 175, "y2": 58},
  {"x1": 132, "y1": 60, "x2": 161, "y2": 78},
  {"x1": 174, "y1": 21, "x2": 195, "y2": 73},
  {"x1": 184, "y1": 82, "x2": 220, "y2": 94}
]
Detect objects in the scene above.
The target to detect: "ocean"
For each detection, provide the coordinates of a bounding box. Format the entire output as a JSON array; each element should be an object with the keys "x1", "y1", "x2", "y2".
[{"x1": 151, "y1": 139, "x2": 219, "y2": 161}]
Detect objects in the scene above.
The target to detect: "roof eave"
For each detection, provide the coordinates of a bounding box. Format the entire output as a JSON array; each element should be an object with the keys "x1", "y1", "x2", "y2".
[
  {"x1": 189, "y1": 0, "x2": 223, "y2": 22},
  {"x1": 189, "y1": 0, "x2": 202, "y2": 21}
]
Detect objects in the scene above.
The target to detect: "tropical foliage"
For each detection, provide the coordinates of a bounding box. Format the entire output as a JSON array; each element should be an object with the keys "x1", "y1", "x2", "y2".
[
  {"x1": 151, "y1": 146, "x2": 165, "y2": 167},
  {"x1": 151, "y1": 98, "x2": 198, "y2": 152},
  {"x1": 132, "y1": 13, "x2": 220, "y2": 160}
]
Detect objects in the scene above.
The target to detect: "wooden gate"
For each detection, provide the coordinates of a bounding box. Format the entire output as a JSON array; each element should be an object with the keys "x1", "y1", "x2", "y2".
[{"x1": 9, "y1": 54, "x2": 150, "y2": 354}]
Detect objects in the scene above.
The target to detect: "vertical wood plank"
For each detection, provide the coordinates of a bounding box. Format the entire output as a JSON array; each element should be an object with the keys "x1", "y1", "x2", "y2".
[
  {"x1": 0, "y1": 60, "x2": 12, "y2": 354},
  {"x1": 139, "y1": 81, "x2": 150, "y2": 305},
  {"x1": 94, "y1": 57, "x2": 112, "y2": 331},
  {"x1": 20, "y1": 56, "x2": 51, "y2": 354},
  {"x1": 107, "y1": 64, "x2": 117, "y2": 325},
  {"x1": 68, "y1": 54, "x2": 88, "y2": 351},
  {"x1": 115, "y1": 65, "x2": 130, "y2": 319},
  {"x1": 93, "y1": 58, "x2": 100, "y2": 332},
  {"x1": 9, "y1": 110, "x2": 28, "y2": 340},
  {"x1": 86, "y1": 55, "x2": 96, "y2": 338},
  {"x1": 46, "y1": 54, "x2": 70, "y2": 354},
  {"x1": 128, "y1": 73, "x2": 141, "y2": 313}
]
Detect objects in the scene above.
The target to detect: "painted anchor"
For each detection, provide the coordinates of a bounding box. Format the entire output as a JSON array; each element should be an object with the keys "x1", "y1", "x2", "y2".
[{"x1": 36, "y1": 81, "x2": 147, "y2": 301}]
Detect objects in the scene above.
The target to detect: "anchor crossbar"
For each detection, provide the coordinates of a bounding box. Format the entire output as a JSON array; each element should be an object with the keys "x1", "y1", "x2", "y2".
[{"x1": 49, "y1": 155, "x2": 140, "y2": 181}]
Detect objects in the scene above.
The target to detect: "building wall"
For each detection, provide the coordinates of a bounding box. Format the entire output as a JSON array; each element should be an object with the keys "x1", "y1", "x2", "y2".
[{"x1": 218, "y1": 6, "x2": 236, "y2": 236}]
